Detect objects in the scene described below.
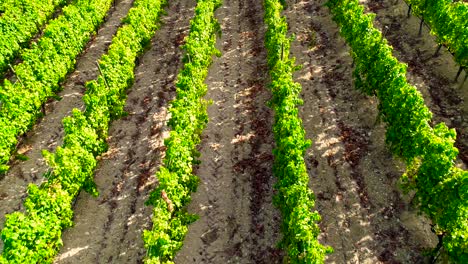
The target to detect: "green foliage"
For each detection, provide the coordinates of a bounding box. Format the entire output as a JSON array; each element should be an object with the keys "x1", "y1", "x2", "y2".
[
  {"x1": 0, "y1": 0, "x2": 167, "y2": 261},
  {"x1": 143, "y1": 0, "x2": 221, "y2": 262},
  {"x1": 0, "y1": 0, "x2": 114, "y2": 175},
  {"x1": 407, "y1": 0, "x2": 468, "y2": 68},
  {"x1": 1, "y1": 184, "x2": 72, "y2": 263},
  {"x1": 326, "y1": 0, "x2": 468, "y2": 261},
  {"x1": 0, "y1": 0, "x2": 68, "y2": 75},
  {"x1": 264, "y1": 0, "x2": 332, "y2": 262}
]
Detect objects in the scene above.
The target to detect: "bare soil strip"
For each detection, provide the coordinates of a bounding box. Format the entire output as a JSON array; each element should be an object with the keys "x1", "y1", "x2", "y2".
[
  {"x1": 175, "y1": 0, "x2": 283, "y2": 263},
  {"x1": 0, "y1": 0, "x2": 135, "y2": 250},
  {"x1": 285, "y1": 0, "x2": 436, "y2": 263},
  {"x1": 364, "y1": 0, "x2": 468, "y2": 167},
  {"x1": 54, "y1": 0, "x2": 195, "y2": 262}
]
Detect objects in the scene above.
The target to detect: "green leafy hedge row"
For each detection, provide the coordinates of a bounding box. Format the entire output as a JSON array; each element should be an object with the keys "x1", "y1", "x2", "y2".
[
  {"x1": 326, "y1": 0, "x2": 468, "y2": 261},
  {"x1": 406, "y1": 0, "x2": 468, "y2": 69},
  {"x1": 0, "y1": 0, "x2": 114, "y2": 175},
  {"x1": 142, "y1": 0, "x2": 221, "y2": 263},
  {"x1": 263, "y1": 0, "x2": 332, "y2": 263},
  {"x1": 0, "y1": 0, "x2": 68, "y2": 76},
  {"x1": 0, "y1": 0, "x2": 166, "y2": 262}
]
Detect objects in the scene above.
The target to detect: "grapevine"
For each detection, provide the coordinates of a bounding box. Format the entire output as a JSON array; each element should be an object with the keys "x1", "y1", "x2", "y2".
[
  {"x1": 0, "y1": 0, "x2": 68, "y2": 76},
  {"x1": 142, "y1": 0, "x2": 222, "y2": 262},
  {"x1": 0, "y1": 0, "x2": 114, "y2": 175},
  {"x1": 0, "y1": 0, "x2": 166, "y2": 262},
  {"x1": 406, "y1": 0, "x2": 468, "y2": 73},
  {"x1": 264, "y1": 0, "x2": 332, "y2": 262},
  {"x1": 326, "y1": 0, "x2": 468, "y2": 261}
]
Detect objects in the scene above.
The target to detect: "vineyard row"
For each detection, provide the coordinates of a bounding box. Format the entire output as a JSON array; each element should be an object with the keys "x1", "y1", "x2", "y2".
[
  {"x1": 406, "y1": 0, "x2": 468, "y2": 73},
  {"x1": 0, "y1": 0, "x2": 166, "y2": 261},
  {"x1": 326, "y1": 0, "x2": 468, "y2": 261},
  {"x1": 0, "y1": 0, "x2": 466, "y2": 262},
  {"x1": 264, "y1": 0, "x2": 332, "y2": 262},
  {"x1": 0, "y1": 0, "x2": 67, "y2": 76},
  {"x1": 0, "y1": 0, "x2": 114, "y2": 175},
  {"x1": 142, "y1": 0, "x2": 222, "y2": 262}
]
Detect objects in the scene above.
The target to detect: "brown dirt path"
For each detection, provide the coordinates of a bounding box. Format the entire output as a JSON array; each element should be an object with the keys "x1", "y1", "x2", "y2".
[
  {"x1": 363, "y1": 0, "x2": 468, "y2": 167},
  {"x1": 54, "y1": 0, "x2": 195, "y2": 262},
  {"x1": 284, "y1": 0, "x2": 436, "y2": 263},
  {"x1": 175, "y1": 0, "x2": 283, "y2": 263},
  {"x1": 0, "y1": 0, "x2": 135, "y2": 251}
]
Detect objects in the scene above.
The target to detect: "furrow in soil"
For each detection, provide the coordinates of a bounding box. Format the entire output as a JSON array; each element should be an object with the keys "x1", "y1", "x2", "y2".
[
  {"x1": 175, "y1": 0, "x2": 282, "y2": 263},
  {"x1": 285, "y1": 0, "x2": 436, "y2": 263}
]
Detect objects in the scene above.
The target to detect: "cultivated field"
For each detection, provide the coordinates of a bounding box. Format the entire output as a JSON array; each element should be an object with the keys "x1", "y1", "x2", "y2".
[{"x1": 0, "y1": 0, "x2": 466, "y2": 263}]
